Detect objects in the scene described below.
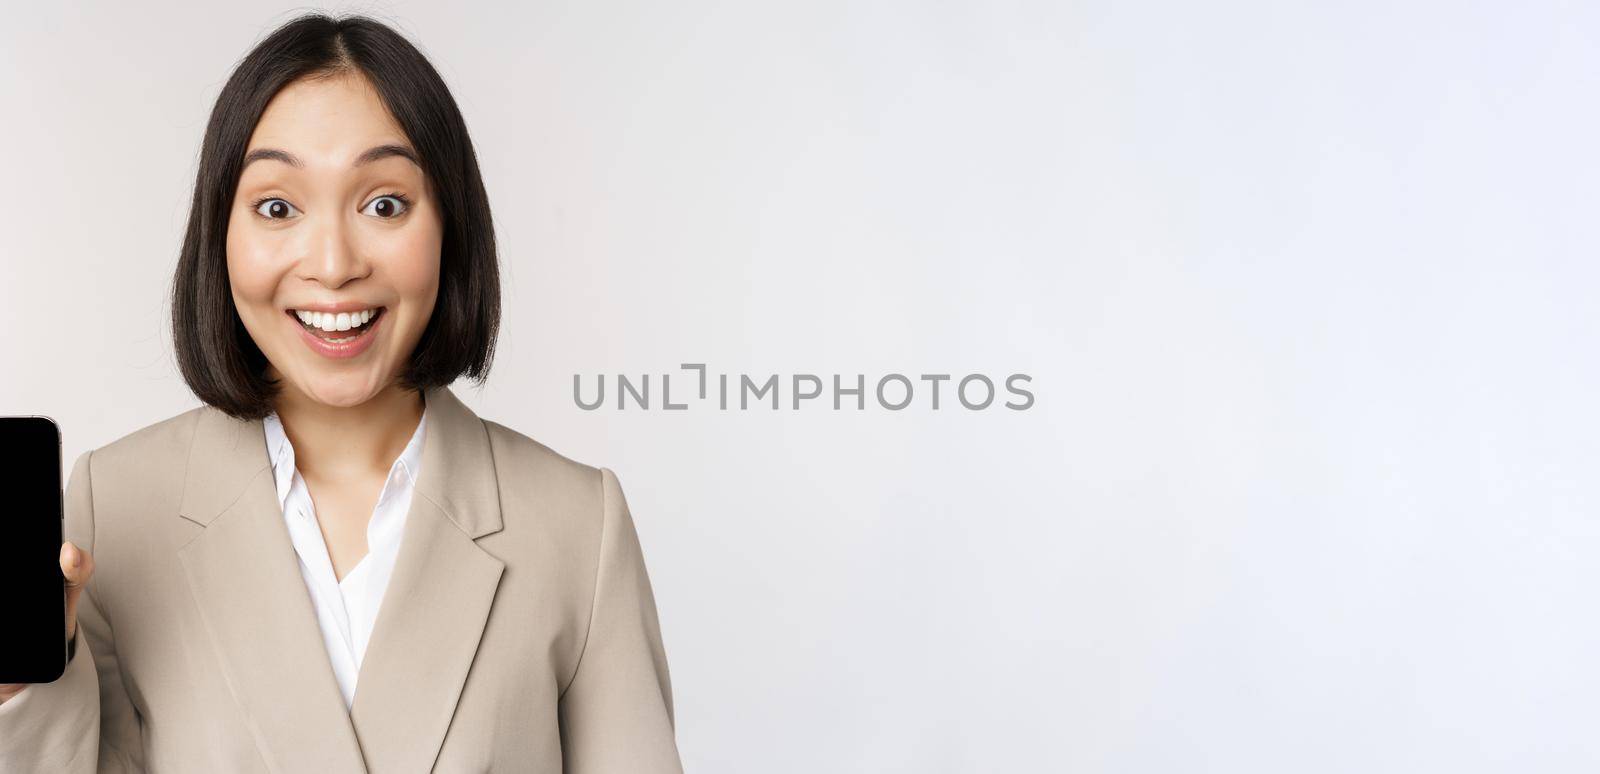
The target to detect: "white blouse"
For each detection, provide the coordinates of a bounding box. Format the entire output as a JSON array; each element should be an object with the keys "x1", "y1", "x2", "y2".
[{"x1": 261, "y1": 402, "x2": 428, "y2": 709}]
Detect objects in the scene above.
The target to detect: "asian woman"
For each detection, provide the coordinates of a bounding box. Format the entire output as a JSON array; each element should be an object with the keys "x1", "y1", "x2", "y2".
[{"x1": 0, "y1": 13, "x2": 682, "y2": 774}]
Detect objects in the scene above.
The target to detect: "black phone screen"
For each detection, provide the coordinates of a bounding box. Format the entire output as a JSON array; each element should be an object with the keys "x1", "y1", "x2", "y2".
[{"x1": 0, "y1": 416, "x2": 66, "y2": 683}]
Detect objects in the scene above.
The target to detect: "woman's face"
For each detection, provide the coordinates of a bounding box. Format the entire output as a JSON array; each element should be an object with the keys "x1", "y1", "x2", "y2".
[{"x1": 227, "y1": 70, "x2": 441, "y2": 410}]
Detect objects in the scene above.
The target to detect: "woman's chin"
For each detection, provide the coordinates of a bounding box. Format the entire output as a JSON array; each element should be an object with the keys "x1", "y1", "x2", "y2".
[{"x1": 292, "y1": 372, "x2": 388, "y2": 410}]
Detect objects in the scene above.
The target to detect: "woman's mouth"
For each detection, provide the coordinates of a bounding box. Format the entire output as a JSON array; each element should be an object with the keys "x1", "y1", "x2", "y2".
[{"x1": 286, "y1": 307, "x2": 385, "y2": 359}]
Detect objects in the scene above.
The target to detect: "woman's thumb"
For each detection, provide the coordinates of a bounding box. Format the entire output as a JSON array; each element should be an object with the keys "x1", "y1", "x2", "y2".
[
  {"x1": 61, "y1": 542, "x2": 85, "y2": 577},
  {"x1": 60, "y1": 541, "x2": 94, "y2": 639}
]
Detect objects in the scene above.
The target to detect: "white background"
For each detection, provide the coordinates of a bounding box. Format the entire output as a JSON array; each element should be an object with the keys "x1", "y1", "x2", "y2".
[{"x1": 3, "y1": 1, "x2": 1598, "y2": 771}]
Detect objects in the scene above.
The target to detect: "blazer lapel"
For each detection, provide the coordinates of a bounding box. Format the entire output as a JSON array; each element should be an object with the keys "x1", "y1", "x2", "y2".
[
  {"x1": 174, "y1": 384, "x2": 506, "y2": 774},
  {"x1": 177, "y1": 402, "x2": 369, "y2": 773},
  {"x1": 349, "y1": 385, "x2": 506, "y2": 774}
]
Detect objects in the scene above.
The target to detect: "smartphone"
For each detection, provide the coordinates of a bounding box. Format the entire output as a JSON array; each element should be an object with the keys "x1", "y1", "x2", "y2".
[{"x1": 0, "y1": 416, "x2": 66, "y2": 683}]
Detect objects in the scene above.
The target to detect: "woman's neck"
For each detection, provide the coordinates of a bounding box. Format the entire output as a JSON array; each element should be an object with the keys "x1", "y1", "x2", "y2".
[{"x1": 271, "y1": 381, "x2": 425, "y2": 483}]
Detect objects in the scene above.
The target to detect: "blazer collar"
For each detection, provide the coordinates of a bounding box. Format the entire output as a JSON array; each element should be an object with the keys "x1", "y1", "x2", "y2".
[
  {"x1": 179, "y1": 383, "x2": 503, "y2": 538},
  {"x1": 176, "y1": 384, "x2": 507, "y2": 773}
]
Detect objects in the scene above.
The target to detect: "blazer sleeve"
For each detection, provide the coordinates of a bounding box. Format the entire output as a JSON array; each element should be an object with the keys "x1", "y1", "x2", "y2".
[
  {"x1": 0, "y1": 450, "x2": 147, "y2": 772},
  {"x1": 557, "y1": 467, "x2": 683, "y2": 774}
]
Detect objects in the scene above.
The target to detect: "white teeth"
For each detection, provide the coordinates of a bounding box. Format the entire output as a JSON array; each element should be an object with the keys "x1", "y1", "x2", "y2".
[{"x1": 293, "y1": 308, "x2": 379, "y2": 334}]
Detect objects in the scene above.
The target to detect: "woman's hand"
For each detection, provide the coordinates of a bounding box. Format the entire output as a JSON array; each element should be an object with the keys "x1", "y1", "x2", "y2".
[{"x1": 0, "y1": 542, "x2": 96, "y2": 704}]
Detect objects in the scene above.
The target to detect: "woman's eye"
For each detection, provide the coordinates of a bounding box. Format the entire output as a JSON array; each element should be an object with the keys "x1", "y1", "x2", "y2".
[
  {"x1": 254, "y1": 198, "x2": 300, "y2": 220},
  {"x1": 362, "y1": 194, "x2": 411, "y2": 219}
]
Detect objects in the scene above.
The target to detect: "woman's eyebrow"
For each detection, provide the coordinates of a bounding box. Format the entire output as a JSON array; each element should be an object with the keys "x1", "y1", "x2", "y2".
[
  {"x1": 240, "y1": 144, "x2": 421, "y2": 171},
  {"x1": 353, "y1": 143, "x2": 421, "y2": 167}
]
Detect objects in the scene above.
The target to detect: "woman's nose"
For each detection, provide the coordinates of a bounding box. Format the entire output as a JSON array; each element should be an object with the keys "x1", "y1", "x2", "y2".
[{"x1": 299, "y1": 215, "x2": 369, "y2": 288}]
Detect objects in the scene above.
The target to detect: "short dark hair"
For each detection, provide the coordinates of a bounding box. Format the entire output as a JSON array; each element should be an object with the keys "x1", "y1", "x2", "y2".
[{"x1": 171, "y1": 12, "x2": 500, "y2": 420}]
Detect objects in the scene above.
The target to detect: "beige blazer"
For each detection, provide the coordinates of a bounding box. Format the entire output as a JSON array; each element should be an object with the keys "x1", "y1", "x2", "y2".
[{"x1": 0, "y1": 385, "x2": 683, "y2": 773}]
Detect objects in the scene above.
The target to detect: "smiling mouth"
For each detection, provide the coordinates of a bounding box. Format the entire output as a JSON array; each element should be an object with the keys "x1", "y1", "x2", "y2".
[{"x1": 287, "y1": 307, "x2": 386, "y2": 343}]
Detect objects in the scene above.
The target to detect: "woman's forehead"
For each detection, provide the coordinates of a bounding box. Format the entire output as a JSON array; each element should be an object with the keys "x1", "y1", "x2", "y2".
[{"x1": 246, "y1": 72, "x2": 411, "y2": 165}]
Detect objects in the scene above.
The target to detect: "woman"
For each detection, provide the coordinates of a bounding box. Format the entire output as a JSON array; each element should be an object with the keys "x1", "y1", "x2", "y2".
[{"x1": 0, "y1": 13, "x2": 682, "y2": 774}]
